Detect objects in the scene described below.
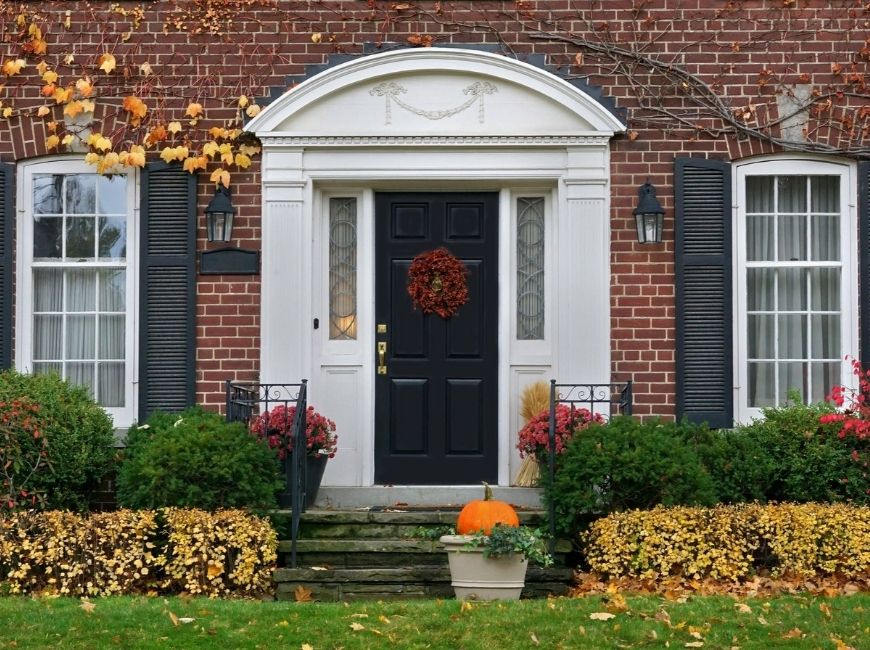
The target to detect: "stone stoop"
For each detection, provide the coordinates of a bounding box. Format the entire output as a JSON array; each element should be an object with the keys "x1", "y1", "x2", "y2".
[{"x1": 272, "y1": 508, "x2": 574, "y2": 602}]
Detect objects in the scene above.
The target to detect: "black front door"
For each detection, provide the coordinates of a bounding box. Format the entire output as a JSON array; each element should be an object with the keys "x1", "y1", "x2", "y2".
[{"x1": 375, "y1": 192, "x2": 499, "y2": 484}]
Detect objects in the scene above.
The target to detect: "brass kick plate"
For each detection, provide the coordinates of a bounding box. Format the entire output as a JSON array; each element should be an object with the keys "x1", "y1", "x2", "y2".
[{"x1": 377, "y1": 323, "x2": 387, "y2": 334}]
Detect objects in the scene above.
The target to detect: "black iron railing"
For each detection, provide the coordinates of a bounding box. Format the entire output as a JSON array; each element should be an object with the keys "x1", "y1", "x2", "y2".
[
  {"x1": 226, "y1": 380, "x2": 308, "y2": 568},
  {"x1": 546, "y1": 380, "x2": 632, "y2": 552}
]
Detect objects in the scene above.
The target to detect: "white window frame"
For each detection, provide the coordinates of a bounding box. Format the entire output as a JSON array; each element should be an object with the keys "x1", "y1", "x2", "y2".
[
  {"x1": 15, "y1": 157, "x2": 139, "y2": 427},
  {"x1": 733, "y1": 157, "x2": 858, "y2": 424}
]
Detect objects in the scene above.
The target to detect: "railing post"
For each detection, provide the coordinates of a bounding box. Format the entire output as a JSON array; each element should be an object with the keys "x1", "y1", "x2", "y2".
[
  {"x1": 225, "y1": 380, "x2": 232, "y2": 422},
  {"x1": 548, "y1": 379, "x2": 557, "y2": 556},
  {"x1": 623, "y1": 380, "x2": 633, "y2": 416}
]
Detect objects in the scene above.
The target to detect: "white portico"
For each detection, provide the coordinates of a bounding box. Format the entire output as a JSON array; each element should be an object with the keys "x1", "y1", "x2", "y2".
[{"x1": 246, "y1": 48, "x2": 625, "y2": 489}]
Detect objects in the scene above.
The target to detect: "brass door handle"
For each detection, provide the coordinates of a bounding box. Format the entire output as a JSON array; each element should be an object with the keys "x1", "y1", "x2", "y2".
[{"x1": 377, "y1": 341, "x2": 387, "y2": 375}]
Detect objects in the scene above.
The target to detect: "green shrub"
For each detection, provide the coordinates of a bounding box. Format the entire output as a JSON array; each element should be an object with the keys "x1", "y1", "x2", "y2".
[
  {"x1": 116, "y1": 407, "x2": 281, "y2": 510},
  {"x1": 546, "y1": 416, "x2": 717, "y2": 535},
  {"x1": 0, "y1": 369, "x2": 115, "y2": 511},
  {"x1": 734, "y1": 400, "x2": 868, "y2": 504}
]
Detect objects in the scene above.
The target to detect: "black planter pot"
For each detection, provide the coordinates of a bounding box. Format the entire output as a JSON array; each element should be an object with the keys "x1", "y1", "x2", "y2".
[{"x1": 278, "y1": 454, "x2": 328, "y2": 509}]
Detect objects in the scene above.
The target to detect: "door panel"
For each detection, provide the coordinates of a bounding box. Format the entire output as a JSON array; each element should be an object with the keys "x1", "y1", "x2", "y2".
[{"x1": 375, "y1": 192, "x2": 498, "y2": 484}]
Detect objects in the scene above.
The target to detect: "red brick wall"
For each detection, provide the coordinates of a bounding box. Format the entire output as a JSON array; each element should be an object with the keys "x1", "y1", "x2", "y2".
[{"x1": 1, "y1": 1, "x2": 867, "y2": 418}]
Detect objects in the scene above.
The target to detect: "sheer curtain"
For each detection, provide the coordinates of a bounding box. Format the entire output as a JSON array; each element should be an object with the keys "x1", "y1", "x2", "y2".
[
  {"x1": 516, "y1": 197, "x2": 545, "y2": 340},
  {"x1": 746, "y1": 175, "x2": 840, "y2": 407}
]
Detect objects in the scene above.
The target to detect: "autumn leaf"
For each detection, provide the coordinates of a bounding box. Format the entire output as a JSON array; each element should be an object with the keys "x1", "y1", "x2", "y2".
[
  {"x1": 207, "y1": 563, "x2": 222, "y2": 579},
  {"x1": 234, "y1": 153, "x2": 252, "y2": 169},
  {"x1": 238, "y1": 143, "x2": 260, "y2": 156},
  {"x1": 407, "y1": 34, "x2": 434, "y2": 47},
  {"x1": 42, "y1": 70, "x2": 58, "y2": 84},
  {"x1": 37, "y1": 105, "x2": 51, "y2": 118},
  {"x1": 36, "y1": 61, "x2": 48, "y2": 75},
  {"x1": 123, "y1": 96, "x2": 147, "y2": 125},
  {"x1": 185, "y1": 102, "x2": 203, "y2": 118},
  {"x1": 238, "y1": 95, "x2": 249, "y2": 109},
  {"x1": 61, "y1": 134, "x2": 74, "y2": 146},
  {"x1": 140, "y1": 62, "x2": 153, "y2": 76},
  {"x1": 530, "y1": 632, "x2": 540, "y2": 646},
  {"x1": 123, "y1": 145, "x2": 146, "y2": 168},
  {"x1": 168, "y1": 121, "x2": 182, "y2": 135},
  {"x1": 684, "y1": 643, "x2": 704, "y2": 648},
  {"x1": 53, "y1": 86, "x2": 72, "y2": 104},
  {"x1": 781, "y1": 628, "x2": 803, "y2": 639},
  {"x1": 246, "y1": 104, "x2": 261, "y2": 118},
  {"x1": 301, "y1": 644, "x2": 313, "y2": 650},
  {"x1": 41, "y1": 84, "x2": 56, "y2": 98},
  {"x1": 2, "y1": 107, "x2": 12, "y2": 119},
  {"x1": 64, "y1": 54, "x2": 75, "y2": 65},
  {"x1": 294, "y1": 585, "x2": 313, "y2": 602},
  {"x1": 145, "y1": 124, "x2": 168, "y2": 147},
  {"x1": 80, "y1": 599, "x2": 96, "y2": 614},
  {"x1": 349, "y1": 622, "x2": 365, "y2": 631},
  {"x1": 45, "y1": 135, "x2": 60, "y2": 150},
  {"x1": 819, "y1": 602, "x2": 832, "y2": 619},
  {"x1": 63, "y1": 101, "x2": 86, "y2": 119},
  {"x1": 311, "y1": 33, "x2": 322, "y2": 43},
  {"x1": 183, "y1": 156, "x2": 207, "y2": 174},
  {"x1": 3, "y1": 59, "x2": 26, "y2": 76},
  {"x1": 378, "y1": 615, "x2": 391, "y2": 625},
  {"x1": 734, "y1": 603, "x2": 752, "y2": 614},
  {"x1": 167, "y1": 610, "x2": 179, "y2": 627},
  {"x1": 589, "y1": 612, "x2": 616, "y2": 621},
  {"x1": 98, "y1": 53, "x2": 116, "y2": 74},
  {"x1": 202, "y1": 141, "x2": 219, "y2": 158},
  {"x1": 75, "y1": 77, "x2": 94, "y2": 98},
  {"x1": 460, "y1": 601, "x2": 474, "y2": 613}
]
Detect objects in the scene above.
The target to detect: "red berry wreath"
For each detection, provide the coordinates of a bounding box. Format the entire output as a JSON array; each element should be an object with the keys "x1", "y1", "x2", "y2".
[{"x1": 406, "y1": 247, "x2": 469, "y2": 319}]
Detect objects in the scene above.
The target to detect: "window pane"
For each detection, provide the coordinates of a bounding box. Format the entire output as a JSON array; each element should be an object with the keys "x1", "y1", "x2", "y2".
[
  {"x1": 777, "y1": 215, "x2": 806, "y2": 261},
  {"x1": 747, "y1": 268, "x2": 774, "y2": 310},
  {"x1": 778, "y1": 314, "x2": 807, "y2": 358},
  {"x1": 810, "y1": 215, "x2": 839, "y2": 261},
  {"x1": 67, "y1": 362, "x2": 95, "y2": 397},
  {"x1": 99, "y1": 217, "x2": 127, "y2": 259},
  {"x1": 811, "y1": 314, "x2": 840, "y2": 358},
  {"x1": 33, "y1": 175, "x2": 63, "y2": 214},
  {"x1": 746, "y1": 215, "x2": 774, "y2": 261},
  {"x1": 33, "y1": 269, "x2": 62, "y2": 312},
  {"x1": 32, "y1": 362, "x2": 62, "y2": 377},
  {"x1": 328, "y1": 198, "x2": 357, "y2": 340},
  {"x1": 33, "y1": 315, "x2": 62, "y2": 360},
  {"x1": 746, "y1": 177, "x2": 773, "y2": 213},
  {"x1": 66, "y1": 315, "x2": 96, "y2": 360},
  {"x1": 779, "y1": 361, "x2": 806, "y2": 403},
  {"x1": 33, "y1": 216, "x2": 62, "y2": 258},
  {"x1": 811, "y1": 361, "x2": 839, "y2": 402},
  {"x1": 748, "y1": 362, "x2": 775, "y2": 407},
  {"x1": 66, "y1": 270, "x2": 96, "y2": 311},
  {"x1": 99, "y1": 314, "x2": 125, "y2": 359},
  {"x1": 98, "y1": 363, "x2": 125, "y2": 407},
  {"x1": 810, "y1": 268, "x2": 840, "y2": 311},
  {"x1": 517, "y1": 197, "x2": 545, "y2": 340},
  {"x1": 67, "y1": 217, "x2": 96, "y2": 259},
  {"x1": 811, "y1": 176, "x2": 839, "y2": 212},
  {"x1": 778, "y1": 268, "x2": 806, "y2": 311},
  {"x1": 748, "y1": 314, "x2": 774, "y2": 359},
  {"x1": 777, "y1": 176, "x2": 806, "y2": 212},
  {"x1": 65, "y1": 175, "x2": 96, "y2": 214},
  {"x1": 97, "y1": 175, "x2": 126, "y2": 215},
  {"x1": 99, "y1": 270, "x2": 126, "y2": 311}
]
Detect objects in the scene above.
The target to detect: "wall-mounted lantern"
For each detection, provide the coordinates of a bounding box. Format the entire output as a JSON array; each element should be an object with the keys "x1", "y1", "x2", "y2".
[
  {"x1": 633, "y1": 181, "x2": 665, "y2": 244},
  {"x1": 205, "y1": 184, "x2": 235, "y2": 243}
]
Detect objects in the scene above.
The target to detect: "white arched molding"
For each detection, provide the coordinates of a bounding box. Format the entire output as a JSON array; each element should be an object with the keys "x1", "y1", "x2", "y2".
[{"x1": 250, "y1": 48, "x2": 624, "y2": 488}]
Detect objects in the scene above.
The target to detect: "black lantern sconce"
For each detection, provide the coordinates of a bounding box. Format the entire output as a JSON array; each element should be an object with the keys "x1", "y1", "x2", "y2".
[
  {"x1": 633, "y1": 181, "x2": 665, "y2": 244},
  {"x1": 205, "y1": 184, "x2": 235, "y2": 243}
]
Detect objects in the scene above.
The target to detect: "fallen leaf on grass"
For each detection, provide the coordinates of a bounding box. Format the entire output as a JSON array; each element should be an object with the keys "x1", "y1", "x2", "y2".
[
  {"x1": 685, "y1": 643, "x2": 704, "y2": 648},
  {"x1": 349, "y1": 622, "x2": 366, "y2": 632},
  {"x1": 378, "y1": 615, "x2": 391, "y2": 624},
  {"x1": 79, "y1": 599, "x2": 95, "y2": 614},
  {"x1": 530, "y1": 632, "x2": 540, "y2": 646},
  {"x1": 302, "y1": 644, "x2": 313, "y2": 650},
  {"x1": 461, "y1": 601, "x2": 474, "y2": 612},
  {"x1": 655, "y1": 609, "x2": 672, "y2": 627},
  {"x1": 589, "y1": 612, "x2": 616, "y2": 621},
  {"x1": 830, "y1": 636, "x2": 855, "y2": 650},
  {"x1": 757, "y1": 615, "x2": 768, "y2": 625},
  {"x1": 734, "y1": 603, "x2": 752, "y2": 614},
  {"x1": 819, "y1": 602, "x2": 832, "y2": 619},
  {"x1": 350, "y1": 613, "x2": 368, "y2": 618},
  {"x1": 178, "y1": 618, "x2": 195, "y2": 624},
  {"x1": 781, "y1": 628, "x2": 803, "y2": 639},
  {"x1": 167, "y1": 611, "x2": 179, "y2": 627}
]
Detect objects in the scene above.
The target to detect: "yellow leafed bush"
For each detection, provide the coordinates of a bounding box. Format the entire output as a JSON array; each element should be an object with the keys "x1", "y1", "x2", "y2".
[
  {"x1": 0, "y1": 509, "x2": 277, "y2": 597},
  {"x1": 584, "y1": 503, "x2": 870, "y2": 581}
]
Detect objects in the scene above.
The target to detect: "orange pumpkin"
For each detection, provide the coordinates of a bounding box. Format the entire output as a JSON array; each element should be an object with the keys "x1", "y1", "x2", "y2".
[{"x1": 456, "y1": 482, "x2": 520, "y2": 535}]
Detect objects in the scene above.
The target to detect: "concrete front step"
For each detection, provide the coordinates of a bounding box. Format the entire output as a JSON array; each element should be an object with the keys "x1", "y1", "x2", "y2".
[{"x1": 314, "y1": 486, "x2": 544, "y2": 509}]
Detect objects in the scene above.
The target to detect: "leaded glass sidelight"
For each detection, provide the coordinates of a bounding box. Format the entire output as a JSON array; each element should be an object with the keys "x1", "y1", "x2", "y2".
[
  {"x1": 517, "y1": 197, "x2": 545, "y2": 340},
  {"x1": 329, "y1": 198, "x2": 358, "y2": 340}
]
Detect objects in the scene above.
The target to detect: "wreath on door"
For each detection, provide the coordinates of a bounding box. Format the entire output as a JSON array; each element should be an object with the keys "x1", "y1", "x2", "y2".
[{"x1": 407, "y1": 247, "x2": 469, "y2": 319}]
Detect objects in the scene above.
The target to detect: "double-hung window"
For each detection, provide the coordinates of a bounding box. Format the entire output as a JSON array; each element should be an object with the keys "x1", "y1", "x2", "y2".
[
  {"x1": 17, "y1": 160, "x2": 137, "y2": 425},
  {"x1": 735, "y1": 159, "x2": 857, "y2": 422}
]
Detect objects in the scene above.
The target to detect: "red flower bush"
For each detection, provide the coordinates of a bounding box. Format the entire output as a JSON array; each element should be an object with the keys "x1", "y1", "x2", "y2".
[
  {"x1": 517, "y1": 404, "x2": 605, "y2": 459},
  {"x1": 406, "y1": 247, "x2": 469, "y2": 319},
  {"x1": 250, "y1": 405, "x2": 337, "y2": 459}
]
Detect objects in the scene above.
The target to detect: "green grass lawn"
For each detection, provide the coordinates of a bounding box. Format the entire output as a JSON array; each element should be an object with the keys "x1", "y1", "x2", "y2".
[{"x1": 0, "y1": 594, "x2": 866, "y2": 649}]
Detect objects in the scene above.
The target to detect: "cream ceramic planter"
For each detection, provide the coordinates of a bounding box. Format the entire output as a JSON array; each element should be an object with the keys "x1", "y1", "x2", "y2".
[{"x1": 440, "y1": 534, "x2": 528, "y2": 601}]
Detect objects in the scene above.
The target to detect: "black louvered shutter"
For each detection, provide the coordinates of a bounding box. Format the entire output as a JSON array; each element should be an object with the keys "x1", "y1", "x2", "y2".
[
  {"x1": 139, "y1": 162, "x2": 196, "y2": 421},
  {"x1": 675, "y1": 157, "x2": 733, "y2": 428},
  {"x1": 860, "y1": 162, "x2": 870, "y2": 368},
  {"x1": 0, "y1": 163, "x2": 12, "y2": 370}
]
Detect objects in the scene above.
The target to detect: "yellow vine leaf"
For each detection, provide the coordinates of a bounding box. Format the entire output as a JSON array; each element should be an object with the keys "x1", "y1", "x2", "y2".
[
  {"x1": 168, "y1": 121, "x2": 182, "y2": 135},
  {"x1": 98, "y1": 53, "x2": 116, "y2": 74},
  {"x1": 210, "y1": 167, "x2": 231, "y2": 188},
  {"x1": 238, "y1": 143, "x2": 261, "y2": 156},
  {"x1": 41, "y1": 83, "x2": 56, "y2": 98},
  {"x1": 246, "y1": 104, "x2": 261, "y2": 118},
  {"x1": 238, "y1": 95, "x2": 249, "y2": 108},
  {"x1": 61, "y1": 134, "x2": 74, "y2": 146},
  {"x1": 63, "y1": 54, "x2": 75, "y2": 65},
  {"x1": 42, "y1": 70, "x2": 58, "y2": 85},
  {"x1": 98, "y1": 152, "x2": 121, "y2": 174},
  {"x1": 36, "y1": 61, "x2": 48, "y2": 75},
  {"x1": 2, "y1": 107, "x2": 12, "y2": 119},
  {"x1": 3, "y1": 59, "x2": 26, "y2": 76},
  {"x1": 311, "y1": 33, "x2": 322, "y2": 44},
  {"x1": 120, "y1": 146, "x2": 146, "y2": 168},
  {"x1": 46, "y1": 121, "x2": 58, "y2": 133},
  {"x1": 53, "y1": 87, "x2": 72, "y2": 104},
  {"x1": 183, "y1": 156, "x2": 208, "y2": 174},
  {"x1": 140, "y1": 62, "x2": 153, "y2": 76},
  {"x1": 160, "y1": 146, "x2": 188, "y2": 163},
  {"x1": 63, "y1": 101, "x2": 86, "y2": 119},
  {"x1": 94, "y1": 136, "x2": 113, "y2": 152},
  {"x1": 80, "y1": 99, "x2": 95, "y2": 114},
  {"x1": 37, "y1": 106, "x2": 50, "y2": 118},
  {"x1": 209, "y1": 126, "x2": 228, "y2": 139},
  {"x1": 144, "y1": 124, "x2": 168, "y2": 147},
  {"x1": 234, "y1": 153, "x2": 252, "y2": 169},
  {"x1": 122, "y1": 96, "x2": 148, "y2": 126},
  {"x1": 202, "y1": 141, "x2": 219, "y2": 158},
  {"x1": 45, "y1": 135, "x2": 60, "y2": 150},
  {"x1": 86, "y1": 133, "x2": 102, "y2": 147},
  {"x1": 185, "y1": 102, "x2": 203, "y2": 118},
  {"x1": 85, "y1": 152, "x2": 100, "y2": 165},
  {"x1": 75, "y1": 78, "x2": 94, "y2": 98}
]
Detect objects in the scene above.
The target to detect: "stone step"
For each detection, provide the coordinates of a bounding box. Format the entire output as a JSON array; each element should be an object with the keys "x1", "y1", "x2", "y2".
[{"x1": 278, "y1": 537, "x2": 572, "y2": 556}]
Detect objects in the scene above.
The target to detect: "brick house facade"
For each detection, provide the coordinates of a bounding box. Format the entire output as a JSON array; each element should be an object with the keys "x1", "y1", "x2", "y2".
[{"x1": 0, "y1": 1, "x2": 868, "y2": 487}]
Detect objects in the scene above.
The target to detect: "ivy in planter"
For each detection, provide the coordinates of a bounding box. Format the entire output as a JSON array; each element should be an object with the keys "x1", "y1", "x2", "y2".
[{"x1": 465, "y1": 524, "x2": 553, "y2": 566}]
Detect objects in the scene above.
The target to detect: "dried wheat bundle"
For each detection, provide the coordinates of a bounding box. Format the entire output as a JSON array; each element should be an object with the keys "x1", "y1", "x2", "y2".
[{"x1": 513, "y1": 380, "x2": 550, "y2": 487}]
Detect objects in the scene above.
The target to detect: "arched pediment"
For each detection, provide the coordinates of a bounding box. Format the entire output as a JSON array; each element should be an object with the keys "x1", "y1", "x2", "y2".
[{"x1": 247, "y1": 48, "x2": 626, "y2": 138}]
